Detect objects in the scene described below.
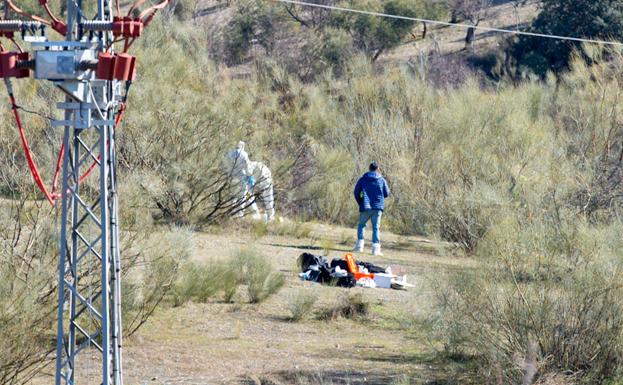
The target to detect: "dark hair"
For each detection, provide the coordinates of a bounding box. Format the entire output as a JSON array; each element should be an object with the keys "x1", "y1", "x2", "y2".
[{"x1": 369, "y1": 161, "x2": 378, "y2": 171}]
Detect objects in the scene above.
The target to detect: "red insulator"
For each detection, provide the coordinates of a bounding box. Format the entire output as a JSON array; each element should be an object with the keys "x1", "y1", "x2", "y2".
[
  {"x1": 112, "y1": 16, "x2": 143, "y2": 38},
  {"x1": 39, "y1": 0, "x2": 47, "y2": 4},
  {"x1": 0, "y1": 31, "x2": 15, "y2": 38},
  {"x1": 131, "y1": 18, "x2": 143, "y2": 38},
  {"x1": 123, "y1": 16, "x2": 134, "y2": 37},
  {"x1": 0, "y1": 52, "x2": 29, "y2": 78},
  {"x1": 112, "y1": 16, "x2": 124, "y2": 37},
  {"x1": 96, "y1": 52, "x2": 115, "y2": 80},
  {"x1": 113, "y1": 53, "x2": 136, "y2": 81}
]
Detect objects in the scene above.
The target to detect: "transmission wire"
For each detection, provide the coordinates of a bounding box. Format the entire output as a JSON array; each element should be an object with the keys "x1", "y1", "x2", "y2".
[{"x1": 274, "y1": 0, "x2": 623, "y2": 47}]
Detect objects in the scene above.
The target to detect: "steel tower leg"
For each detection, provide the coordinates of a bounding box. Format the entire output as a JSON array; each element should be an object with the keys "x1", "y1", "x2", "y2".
[{"x1": 55, "y1": 117, "x2": 122, "y2": 385}]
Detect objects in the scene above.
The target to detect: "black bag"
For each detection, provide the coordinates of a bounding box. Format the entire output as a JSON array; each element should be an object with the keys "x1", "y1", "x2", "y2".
[
  {"x1": 299, "y1": 253, "x2": 357, "y2": 288},
  {"x1": 330, "y1": 258, "x2": 349, "y2": 271},
  {"x1": 299, "y1": 253, "x2": 328, "y2": 272},
  {"x1": 359, "y1": 261, "x2": 386, "y2": 274},
  {"x1": 332, "y1": 274, "x2": 356, "y2": 288}
]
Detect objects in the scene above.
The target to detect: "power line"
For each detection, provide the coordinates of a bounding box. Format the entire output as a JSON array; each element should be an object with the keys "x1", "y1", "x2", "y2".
[{"x1": 274, "y1": 0, "x2": 623, "y2": 47}]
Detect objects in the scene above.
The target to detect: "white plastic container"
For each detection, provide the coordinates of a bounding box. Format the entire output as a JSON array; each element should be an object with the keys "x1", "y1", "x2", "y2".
[{"x1": 373, "y1": 273, "x2": 394, "y2": 289}]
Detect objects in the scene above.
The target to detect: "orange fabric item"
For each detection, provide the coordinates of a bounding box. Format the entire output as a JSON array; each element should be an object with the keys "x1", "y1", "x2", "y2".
[
  {"x1": 345, "y1": 253, "x2": 358, "y2": 273},
  {"x1": 344, "y1": 253, "x2": 374, "y2": 280},
  {"x1": 354, "y1": 272, "x2": 374, "y2": 280}
]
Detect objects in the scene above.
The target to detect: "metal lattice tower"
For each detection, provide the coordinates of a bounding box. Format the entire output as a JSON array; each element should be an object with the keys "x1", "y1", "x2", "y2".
[
  {"x1": 54, "y1": 0, "x2": 123, "y2": 384},
  {"x1": 2, "y1": 0, "x2": 161, "y2": 381}
]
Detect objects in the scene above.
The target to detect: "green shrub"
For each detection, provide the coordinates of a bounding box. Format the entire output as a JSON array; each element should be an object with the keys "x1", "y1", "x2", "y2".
[
  {"x1": 220, "y1": 267, "x2": 240, "y2": 303},
  {"x1": 299, "y1": 27, "x2": 355, "y2": 80},
  {"x1": 124, "y1": 228, "x2": 191, "y2": 335},
  {"x1": 169, "y1": 0, "x2": 200, "y2": 20},
  {"x1": 436, "y1": 217, "x2": 623, "y2": 384},
  {"x1": 172, "y1": 258, "x2": 243, "y2": 305},
  {"x1": 222, "y1": 0, "x2": 276, "y2": 65},
  {"x1": 123, "y1": 19, "x2": 281, "y2": 224},
  {"x1": 248, "y1": 269, "x2": 286, "y2": 304},
  {"x1": 287, "y1": 289, "x2": 318, "y2": 322},
  {"x1": 0, "y1": 200, "x2": 56, "y2": 384},
  {"x1": 251, "y1": 220, "x2": 269, "y2": 239},
  {"x1": 234, "y1": 248, "x2": 286, "y2": 303},
  {"x1": 6, "y1": 0, "x2": 66, "y2": 21},
  {"x1": 328, "y1": 0, "x2": 417, "y2": 61},
  {"x1": 174, "y1": 249, "x2": 285, "y2": 305},
  {"x1": 172, "y1": 262, "x2": 215, "y2": 306}
]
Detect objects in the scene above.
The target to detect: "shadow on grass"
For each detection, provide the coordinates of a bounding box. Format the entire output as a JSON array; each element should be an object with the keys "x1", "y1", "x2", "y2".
[
  {"x1": 268, "y1": 243, "x2": 350, "y2": 256},
  {"x1": 265, "y1": 314, "x2": 294, "y2": 323},
  {"x1": 242, "y1": 367, "x2": 459, "y2": 385},
  {"x1": 267, "y1": 243, "x2": 322, "y2": 251},
  {"x1": 238, "y1": 345, "x2": 479, "y2": 384},
  {"x1": 338, "y1": 350, "x2": 451, "y2": 365},
  {"x1": 300, "y1": 350, "x2": 478, "y2": 384}
]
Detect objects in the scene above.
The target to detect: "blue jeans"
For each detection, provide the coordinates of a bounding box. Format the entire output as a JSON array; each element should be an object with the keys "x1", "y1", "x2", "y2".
[{"x1": 357, "y1": 210, "x2": 382, "y2": 244}]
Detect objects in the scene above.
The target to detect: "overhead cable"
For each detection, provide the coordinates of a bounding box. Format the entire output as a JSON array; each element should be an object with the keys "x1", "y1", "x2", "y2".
[{"x1": 274, "y1": 0, "x2": 623, "y2": 47}]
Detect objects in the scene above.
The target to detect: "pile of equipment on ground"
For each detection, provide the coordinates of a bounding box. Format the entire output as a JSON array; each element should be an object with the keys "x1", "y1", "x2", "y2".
[{"x1": 298, "y1": 253, "x2": 413, "y2": 290}]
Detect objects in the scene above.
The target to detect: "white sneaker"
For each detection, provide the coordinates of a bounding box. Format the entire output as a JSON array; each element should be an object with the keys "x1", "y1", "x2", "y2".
[
  {"x1": 353, "y1": 239, "x2": 364, "y2": 252},
  {"x1": 372, "y1": 243, "x2": 383, "y2": 256}
]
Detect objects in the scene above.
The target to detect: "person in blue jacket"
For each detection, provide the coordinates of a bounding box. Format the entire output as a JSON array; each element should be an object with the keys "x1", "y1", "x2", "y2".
[{"x1": 353, "y1": 161, "x2": 390, "y2": 256}]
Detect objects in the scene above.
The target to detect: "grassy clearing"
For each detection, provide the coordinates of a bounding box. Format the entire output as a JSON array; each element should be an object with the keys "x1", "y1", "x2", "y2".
[{"x1": 84, "y1": 224, "x2": 457, "y2": 385}]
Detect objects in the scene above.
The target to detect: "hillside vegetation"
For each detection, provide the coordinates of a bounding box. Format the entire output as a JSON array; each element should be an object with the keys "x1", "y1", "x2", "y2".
[{"x1": 1, "y1": 0, "x2": 623, "y2": 384}]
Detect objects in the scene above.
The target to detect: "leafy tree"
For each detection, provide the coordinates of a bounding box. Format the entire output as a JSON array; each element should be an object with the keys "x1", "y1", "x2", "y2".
[
  {"x1": 223, "y1": 0, "x2": 277, "y2": 65},
  {"x1": 169, "y1": 0, "x2": 201, "y2": 21},
  {"x1": 446, "y1": 0, "x2": 493, "y2": 47},
  {"x1": 419, "y1": 0, "x2": 448, "y2": 39},
  {"x1": 282, "y1": 0, "x2": 339, "y2": 29},
  {"x1": 330, "y1": 0, "x2": 418, "y2": 61},
  {"x1": 299, "y1": 27, "x2": 355, "y2": 80},
  {"x1": 510, "y1": 0, "x2": 623, "y2": 75}
]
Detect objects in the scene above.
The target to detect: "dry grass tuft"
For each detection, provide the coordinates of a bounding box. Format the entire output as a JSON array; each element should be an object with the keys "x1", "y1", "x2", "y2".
[{"x1": 316, "y1": 292, "x2": 370, "y2": 321}]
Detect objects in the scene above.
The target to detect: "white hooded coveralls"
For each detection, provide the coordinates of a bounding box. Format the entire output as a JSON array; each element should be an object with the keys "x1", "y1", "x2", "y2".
[
  {"x1": 249, "y1": 161, "x2": 275, "y2": 221},
  {"x1": 226, "y1": 141, "x2": 255, "y2": 217}
]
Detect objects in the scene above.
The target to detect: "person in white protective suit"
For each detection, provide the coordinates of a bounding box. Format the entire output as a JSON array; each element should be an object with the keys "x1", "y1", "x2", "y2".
[
  {"x1": 248, "y1": 161, "x2": 275, "y2": 222},
  {"x1": 226, "y1": 141, "x2": 261, "y2": 218}
]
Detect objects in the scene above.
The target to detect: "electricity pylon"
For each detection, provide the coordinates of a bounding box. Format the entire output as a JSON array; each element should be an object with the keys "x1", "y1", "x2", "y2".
[
  {"x1": 1, "y1": 0, "x2": 164, "y2": 381},
  {"x1": 53, "y1": 0, "x2": 124, "y2": 384}
]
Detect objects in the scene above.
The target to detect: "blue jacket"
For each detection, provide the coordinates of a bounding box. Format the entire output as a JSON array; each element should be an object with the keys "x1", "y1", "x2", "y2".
[{"x1": 354, "y1": 172, "x2": 390, "y2": 212}]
